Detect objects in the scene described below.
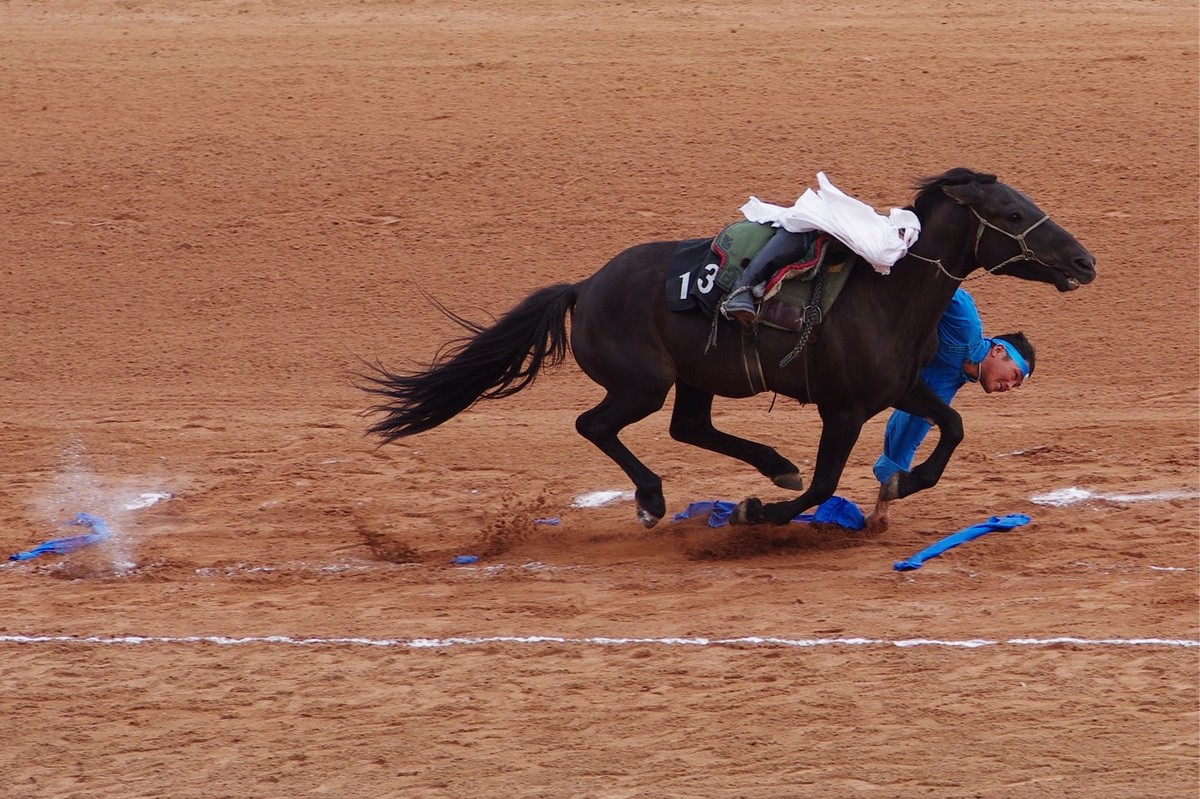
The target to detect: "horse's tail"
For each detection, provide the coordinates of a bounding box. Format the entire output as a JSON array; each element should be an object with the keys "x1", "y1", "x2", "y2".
[{"x1": 360, "y1": 283, "x2": 577, "y2": 444}]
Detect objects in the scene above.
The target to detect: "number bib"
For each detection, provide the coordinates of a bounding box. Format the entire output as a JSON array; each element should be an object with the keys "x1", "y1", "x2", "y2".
[{"x1": 664, "y1": 237, "x2": 723, "y2": 312}]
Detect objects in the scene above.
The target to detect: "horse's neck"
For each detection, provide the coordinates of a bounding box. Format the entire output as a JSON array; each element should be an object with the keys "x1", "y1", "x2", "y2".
[
  {"x1": 881, "y1": 259, "x2": 962, "y2": 327},
  {"x1": 877, "y1": 202, "x2": 977, "y2": 326},
  {"x1": 918, "y1": 199, "x2": 979, "y2": 279}
]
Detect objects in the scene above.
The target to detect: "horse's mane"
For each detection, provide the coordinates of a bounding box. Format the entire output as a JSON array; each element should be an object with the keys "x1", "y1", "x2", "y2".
[{"x1": 910, "y1": 167, "x2": 998, "y2": 215}]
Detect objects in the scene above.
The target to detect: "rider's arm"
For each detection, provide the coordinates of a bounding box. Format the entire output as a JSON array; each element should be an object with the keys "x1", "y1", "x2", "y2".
[{"x1": 936, "y1": 288, "x2": 990, "y2": 373}]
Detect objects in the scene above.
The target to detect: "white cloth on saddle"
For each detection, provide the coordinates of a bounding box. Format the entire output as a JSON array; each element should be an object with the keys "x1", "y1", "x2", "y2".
[{"x1": 740, "y1": 172, "x2": 921, "y2": 275}]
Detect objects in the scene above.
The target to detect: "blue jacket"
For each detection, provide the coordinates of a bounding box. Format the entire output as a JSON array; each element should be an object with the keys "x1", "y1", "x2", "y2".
[{"x1": 873, "y1": 288, "x2": 990, "y2": 484}]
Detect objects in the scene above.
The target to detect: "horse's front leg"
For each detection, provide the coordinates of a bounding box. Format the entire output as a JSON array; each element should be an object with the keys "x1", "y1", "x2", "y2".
[
  {"x1": 733, "y1": 409, "x2": 864, "y2": 525},
  {"x1": 878, "y1": 381, "x2": 963, "y2": 505}
]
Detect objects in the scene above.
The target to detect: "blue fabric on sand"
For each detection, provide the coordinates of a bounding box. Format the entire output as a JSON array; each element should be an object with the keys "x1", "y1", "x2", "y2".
[
  {"x1": 671, "y1": 500, "x2": 737, "y2": 527},
  {"x1": 893, "y1": 513, "x2": 1031, "y2": 571},
  {"x1": 794, "y1": 496, "x2": 865, "y2": 529},
  {"x1": 9, "y1": 513, "x2": 110, "y2": 561},
  {"x1": 671, "y1": 496, "x2": 864, "y2": 530},
  {"x1": 873, "y1": 288, "x2": 989, "y2": 484}
]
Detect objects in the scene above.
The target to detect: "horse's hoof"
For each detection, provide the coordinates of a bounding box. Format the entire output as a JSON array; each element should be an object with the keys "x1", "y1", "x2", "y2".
[
  {"x1": 730, "y1": 497, "x2": 764, "y2": 525},
  {"x1": 636, "y1": 507, "x2": 661, "y2": 529},
  {"x1": 772, "y1": 472, "x2": 804, "y2": 491}
]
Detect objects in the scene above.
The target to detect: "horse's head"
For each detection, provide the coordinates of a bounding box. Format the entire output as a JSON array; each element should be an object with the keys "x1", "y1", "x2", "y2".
[{"x1": 914, "y1": 168, "x2": 1097, "y2": 291}]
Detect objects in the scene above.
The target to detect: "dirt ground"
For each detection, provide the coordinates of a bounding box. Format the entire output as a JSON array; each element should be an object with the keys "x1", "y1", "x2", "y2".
[{"x1": 1, "y1": 1, "x2": 1197, "y2": 797}]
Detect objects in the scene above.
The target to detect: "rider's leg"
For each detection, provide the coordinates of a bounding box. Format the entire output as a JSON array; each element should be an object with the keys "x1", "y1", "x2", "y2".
[{"x1": 721, "y1": 228, "x2": 812, "y2": 323}]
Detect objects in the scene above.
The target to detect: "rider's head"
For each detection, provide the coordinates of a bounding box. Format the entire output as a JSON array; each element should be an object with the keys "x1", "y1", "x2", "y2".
[{"x1": 978, "y1": 332, "x2": 1035, "y2": 394}]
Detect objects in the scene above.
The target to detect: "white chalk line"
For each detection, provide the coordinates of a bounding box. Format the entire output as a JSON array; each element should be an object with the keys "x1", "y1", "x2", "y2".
[
  {"x1": 0, "y1": 634, "x2": 1194, "y2": 650},
  {"x1": 1031, "y1": 486, "x2": 1199, "y2": 507}
]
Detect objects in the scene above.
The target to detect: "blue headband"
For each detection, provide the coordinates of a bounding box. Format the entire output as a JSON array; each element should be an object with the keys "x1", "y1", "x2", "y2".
[{"x1": 993, "y1": 339, "x2": 1031, "y2": 378}]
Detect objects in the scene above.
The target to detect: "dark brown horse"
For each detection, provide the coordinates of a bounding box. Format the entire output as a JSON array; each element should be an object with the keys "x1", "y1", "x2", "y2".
[{"x1": 361, "y1": 168, "x2": 1095, "y2": 528}]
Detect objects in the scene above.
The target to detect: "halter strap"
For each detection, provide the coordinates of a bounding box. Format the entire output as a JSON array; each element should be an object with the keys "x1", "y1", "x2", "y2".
[
  {"x1": 905, "y1": 209, "x2": 1053, "y2": 283},
  {"x1": 969, "y1": 208, "x2": 1051, "y2": 271}
]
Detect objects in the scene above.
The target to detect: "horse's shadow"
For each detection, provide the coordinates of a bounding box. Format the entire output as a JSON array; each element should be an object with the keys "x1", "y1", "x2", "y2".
[
  {"x1": 674, "y1": 518, "x2": 888, "y2": 561},
  {"x1": 352, "y1": 496, "x2": 889, "y2": 565}
]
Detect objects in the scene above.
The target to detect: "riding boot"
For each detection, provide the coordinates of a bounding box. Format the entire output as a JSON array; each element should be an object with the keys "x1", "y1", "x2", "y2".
[{"x1": 721, "y1": 228, "x2": 813, "y2": 325}]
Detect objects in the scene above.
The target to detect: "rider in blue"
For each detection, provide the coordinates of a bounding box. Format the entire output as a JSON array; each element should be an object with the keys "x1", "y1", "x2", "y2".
[{"x1": 867, "y1": 287, "x2": 1036, "y2": 527}]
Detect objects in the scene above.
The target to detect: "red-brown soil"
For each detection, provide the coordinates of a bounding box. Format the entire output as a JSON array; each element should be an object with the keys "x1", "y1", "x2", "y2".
[{"x1": 2, "y1": 2, "x2": 1196, "y2": 797}]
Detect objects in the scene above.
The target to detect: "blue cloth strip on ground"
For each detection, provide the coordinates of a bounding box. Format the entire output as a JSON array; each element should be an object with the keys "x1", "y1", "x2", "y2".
[
  {"x1": 671, "y1": 496, "x2": 865, "y2": 530},
  {"x1": 893, "y1": 513, "x2": 1031, "y2": 571},
  {"x1": 8, "y1": 513, "x2": 110, "y2": 561}
]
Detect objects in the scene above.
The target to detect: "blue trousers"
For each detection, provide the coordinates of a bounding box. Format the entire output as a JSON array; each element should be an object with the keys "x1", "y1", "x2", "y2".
[{"x1": 873, "y1": 368, "x2": 966, "y2": 484}]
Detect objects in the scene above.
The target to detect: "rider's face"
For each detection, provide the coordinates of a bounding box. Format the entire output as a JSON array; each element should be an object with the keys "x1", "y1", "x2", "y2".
[{"x1": 979, "y1": 345, "x2": 1025, "y2": 394}]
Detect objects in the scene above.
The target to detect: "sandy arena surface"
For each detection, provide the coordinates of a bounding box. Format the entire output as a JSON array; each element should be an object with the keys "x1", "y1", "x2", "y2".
[{"x1": 1, "y1": 1, "x2": 1197, "y2": 797}]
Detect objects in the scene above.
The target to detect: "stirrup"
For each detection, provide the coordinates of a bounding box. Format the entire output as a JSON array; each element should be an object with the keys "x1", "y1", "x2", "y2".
[{"x1": 720, "y1": 286, "x2": 759, "y2": 325}]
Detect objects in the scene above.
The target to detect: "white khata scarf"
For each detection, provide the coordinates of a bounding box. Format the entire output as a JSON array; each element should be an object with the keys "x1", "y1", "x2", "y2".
[{"x1": 740, "y1": 172, "x2": 921, "y2": 275}]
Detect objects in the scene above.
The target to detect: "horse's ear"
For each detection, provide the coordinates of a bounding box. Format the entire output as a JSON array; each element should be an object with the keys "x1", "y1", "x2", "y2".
[{"x1": 940, "y1": 181, "x2": 984, "y2": 207}]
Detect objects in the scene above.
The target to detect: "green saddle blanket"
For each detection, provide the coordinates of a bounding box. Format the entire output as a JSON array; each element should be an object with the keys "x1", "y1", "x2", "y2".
[{"x1": 711, "y1": 220, "x2": 857, "y2": 333}]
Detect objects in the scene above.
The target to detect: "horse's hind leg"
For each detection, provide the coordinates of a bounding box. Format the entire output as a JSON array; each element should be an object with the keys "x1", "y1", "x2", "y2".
[
  {"x1": 668, "y1": 381, "x2": 804, "y2": 490},
  {"x1": 575, "y1": 391, "x2": 670, "y2": 528}
]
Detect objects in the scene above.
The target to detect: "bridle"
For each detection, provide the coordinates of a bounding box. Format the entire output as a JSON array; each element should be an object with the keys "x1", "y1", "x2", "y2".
[{"x1": 907, "y1": 203, "x2": 1052, "y2": 283}]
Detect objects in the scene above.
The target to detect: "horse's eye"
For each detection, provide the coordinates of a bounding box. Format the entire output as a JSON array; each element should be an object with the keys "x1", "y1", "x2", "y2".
[{"x1": 1008, "y1": 211, "x2": 1023, "y2": 223}]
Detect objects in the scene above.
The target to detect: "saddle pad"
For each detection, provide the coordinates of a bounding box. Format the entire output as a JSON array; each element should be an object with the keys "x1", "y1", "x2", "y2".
[
  {"x1": 665, "y1": 226, "x2": 857, "y2": 334},
  {"x1": 665, "y1": 221, "x2": 810, "y2": 315},
  {"x1": 665, "y1": 237, "x2": 718, "y2": 312},
  {"x1": 759, "y1": 253, "x2": 856, "y2": 333},
  {"x1": 711, "y1": 220, "x2": 777, "y2": 291}
]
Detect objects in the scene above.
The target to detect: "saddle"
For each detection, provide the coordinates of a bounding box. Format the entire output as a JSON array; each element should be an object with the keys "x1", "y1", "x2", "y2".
[{"x1": 666, "y1": 221, "x2": 857, "y2": 334}]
